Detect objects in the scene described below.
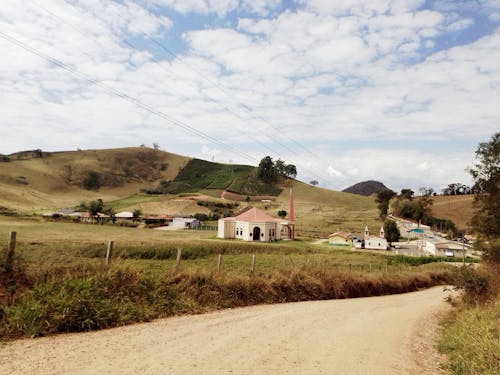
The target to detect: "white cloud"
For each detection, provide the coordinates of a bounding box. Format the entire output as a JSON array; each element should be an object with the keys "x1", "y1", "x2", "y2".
[{"x1": 0, "y1": 0, "x2": 497, "y2": 193}]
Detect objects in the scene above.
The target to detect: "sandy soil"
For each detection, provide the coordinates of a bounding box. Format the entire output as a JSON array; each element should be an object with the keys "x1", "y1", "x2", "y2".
[{"x1": 0, "y1": 287, "x2": 451, "y2": 375}]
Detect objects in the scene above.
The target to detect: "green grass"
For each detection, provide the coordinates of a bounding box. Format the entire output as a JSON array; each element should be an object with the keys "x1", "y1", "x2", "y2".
[{"x1": 439, "y1": 300, "x2": 500, "y2": 374}]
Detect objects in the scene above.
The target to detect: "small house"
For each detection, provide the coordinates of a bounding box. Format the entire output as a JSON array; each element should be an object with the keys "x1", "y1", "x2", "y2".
[
  {"x1": 115, "y1": 211, "x2": 134, "y2": 221},
  {"x1": 328, "y1": 231, "x2": 353, "y2": 246},
  {"x1": 171, "y1": 217, "x2": 201, "y2": 229}
]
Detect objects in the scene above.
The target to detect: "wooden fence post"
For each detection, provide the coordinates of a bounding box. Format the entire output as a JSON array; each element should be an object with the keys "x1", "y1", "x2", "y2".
[
  {"x1": 250, "y1": 254, "x2": 256, "y2": 274},
  {"x1": 217, "y1": 254, "x2": 222, "y2": 273},
  {"x1": 282, "y1": 254, "x2": 286, "y2": 268},
  {"x1": 175, "y1": 248, "x2": 182, "y2": 270},
  {"x1": 105, "y1": 240, "x2": 114, "y2": 265},
  {"x1": 369, "y1": 263, "x2": 372, "y2": 273},
  {"x1": 5, "y1": 231, "x2": 16, "y2": 274},
  {"x1": 349, "y1": 264, "x2": 352, "y2": 273}
]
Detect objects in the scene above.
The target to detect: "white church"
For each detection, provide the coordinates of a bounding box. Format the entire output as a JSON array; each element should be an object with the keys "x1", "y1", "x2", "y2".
[{"x1": 363, "y1": 225, "x2": 388, "y2": 250}]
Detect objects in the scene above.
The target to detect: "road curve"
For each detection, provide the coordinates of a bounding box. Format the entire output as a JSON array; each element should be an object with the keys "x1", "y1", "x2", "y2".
[{"x1": 0, "y1": 287, "x2": 450, "y2": 375}]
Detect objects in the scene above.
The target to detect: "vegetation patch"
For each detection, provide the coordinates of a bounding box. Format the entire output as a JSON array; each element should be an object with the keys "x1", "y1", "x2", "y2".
[
  {"x1": 0, "y1": 265, "x2": 449, "y2": 338},
  {"x1": 439, "y1": 301, "x2": 499, "y2": 374}
]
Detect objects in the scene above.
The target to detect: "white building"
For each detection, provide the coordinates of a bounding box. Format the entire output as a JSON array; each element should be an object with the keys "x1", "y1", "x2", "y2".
[
  {"x1": 171, "y1": 217, "x2": 201, "y2": 228},
  {"x1": 425, "y1": 237, "x2": 472, "y2": 257},
  {"x1": 217, "y1": 207, "x2": 293, "y2": 242},
  {"x1": 364, "y1": 226, "x2": 388, "y2": 250}
]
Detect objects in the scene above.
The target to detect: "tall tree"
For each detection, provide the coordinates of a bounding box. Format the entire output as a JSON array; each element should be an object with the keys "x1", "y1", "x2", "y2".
[
  {"x1": 375, "y1": 188, "x2": 397, "y2": 219},
  {"x1": 284, "y1": 164, "x2": 297, "y2": 179},
  {"x1": 383, "y1": 219, "x2": 401, "y2": 247},
  {"x1": 257, "y1": 156, "x2": 276, "y2": 183},
  {"x1": 469, "y1": 132, "x2": 500, "y2": 251},
  {"x1": 400, "y1": 188, "x2": 414, "y2": 200}
]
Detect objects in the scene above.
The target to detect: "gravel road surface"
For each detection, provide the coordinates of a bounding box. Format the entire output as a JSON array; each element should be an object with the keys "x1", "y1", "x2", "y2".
[{"x1": 0, "y1": 286, "x2": 450, "y2": 374}]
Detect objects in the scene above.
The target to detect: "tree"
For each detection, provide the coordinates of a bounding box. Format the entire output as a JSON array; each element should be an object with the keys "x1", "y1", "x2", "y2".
[
  {"x1": 383, "y1": 219, "x2": 400, "y2": 247},
  {"x1": 400, "y1": 188, "x2": 414, "y2": 200},
  {"x1": 284, "y1": 164, "x2": 297, "y2": 179},
  {"x1": 82, "y1": 170, "x2": 102, "y2": 190},
  {"x1": 133, "y1": 209, "x2": 142, "y2": 223},
  {"x1": 257, "y1": 156, "x2": 276, "y2": 183},
  {"x1": 468, "y1": 132, "x2": 500, "y2": 261},
  {"x1": 277, "y1": 210, "x2": 287, "y2": 218},
  {"x1": 274, "y1": 159, "x2": 286, "y2": 176},
  {"x1": 419, "y1": 187, "x2": 434, "y2": 196},
  {"x1": 88, "y1": 199, "x2": 104, "y2": 219},
  {"x1": 310, "y1": 180, "x2": 318, "y2": 186},
  {"x1": 375, "y1": 188, "x2": 397, "y2": 219}
]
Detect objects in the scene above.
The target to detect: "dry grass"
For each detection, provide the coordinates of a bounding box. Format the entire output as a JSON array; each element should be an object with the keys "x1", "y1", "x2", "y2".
[
  {"x1": 430, "y1": 195, "x2": 475, "y2": 231},
  {"x1": 0, "y1": 147, "x2": 190, "y2": 212}
]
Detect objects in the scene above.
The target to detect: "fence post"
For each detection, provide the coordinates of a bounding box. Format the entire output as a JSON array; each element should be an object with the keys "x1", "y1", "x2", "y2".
[
  {"x1": 6, "y1": 231, "x2": 16, "y2": 274},
  {"x1": 369, "y1": 263, "x2": 372, "y2": 273},
  {"x1": 251, "y1": 254, "x2": 256, "y2": 274},
  {"x1": 105, "y1": 240, "x2": 114, "y2": 265},
  {"x1": 217, "y1": 254, "x2": 222, "y2": 273},
  {"x1": 349, "y1": 264, "x2": 352, "y2": 273},
  {"x1": 282, "y1": 254, "x2": 286, "y2": 268},
  {"x1": 175, "y1": 248, "x2": 182, "y2": 270}
]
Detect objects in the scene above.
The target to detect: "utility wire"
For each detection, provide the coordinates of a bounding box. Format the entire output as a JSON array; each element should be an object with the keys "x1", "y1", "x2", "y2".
[
  {"x1": 14, "y1": 1, "x2": 334, "y2": 185},
  {"x1": 0, "y1": 30, "x2": 258, "y2": 164},
  {"x1": 125, "y1": 0, "x2": 322, "y2": 159}
]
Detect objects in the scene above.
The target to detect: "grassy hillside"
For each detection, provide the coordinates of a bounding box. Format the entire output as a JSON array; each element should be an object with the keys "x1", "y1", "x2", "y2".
[
  {"x1": 0, "y1": 147, "x2": 190, "y2": 212},
  {"x1": 0, "y1": 147, "x2": 383, "y2": 236},
  {"x1": 431, "y1": 195, "x2": 475, "y2": 231}
]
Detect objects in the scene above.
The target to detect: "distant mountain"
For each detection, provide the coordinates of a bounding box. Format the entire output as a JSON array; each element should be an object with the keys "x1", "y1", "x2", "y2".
[{"x1": 342, "y1": 180, "x2": 389, "y2": 196}]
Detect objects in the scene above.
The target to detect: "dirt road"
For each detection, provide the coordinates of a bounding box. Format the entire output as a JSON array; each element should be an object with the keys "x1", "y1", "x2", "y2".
[{"x1": 0, "y1": 287, "x2": 450, "y2": 374}]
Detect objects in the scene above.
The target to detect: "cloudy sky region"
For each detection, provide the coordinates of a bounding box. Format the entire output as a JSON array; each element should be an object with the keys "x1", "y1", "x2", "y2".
[{"x1": 1, "y1": 0, "x2": 499, "y2": 192}]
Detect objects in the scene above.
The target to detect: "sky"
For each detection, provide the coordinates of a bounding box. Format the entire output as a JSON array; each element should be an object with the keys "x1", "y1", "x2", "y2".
[{"x1": 1, "y1": 0, "x2": 499, "y2": 193}]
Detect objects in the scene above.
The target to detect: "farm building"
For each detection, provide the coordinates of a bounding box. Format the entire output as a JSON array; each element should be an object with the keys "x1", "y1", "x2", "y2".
[
  {"x1": 115, "y1": 211, "x2": 134, "y2": 220},
  {"x1": 363, "y1": 226, "x2": 388, "y2": 250},
  {"x1": 171, "y1": 217, "x2": 201, "y2": 228},
  {"x1": 424, "y1": 237, "x2": 472, "y2": 257},
  {"x1": 328, "y1": 231, "x2": 353, "y2": 246},
  {"x1": 217, "y1": 207, "x2": 293, "y2": 242}
]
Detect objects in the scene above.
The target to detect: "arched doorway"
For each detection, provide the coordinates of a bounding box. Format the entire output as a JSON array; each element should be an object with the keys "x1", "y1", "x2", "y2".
[{"x1": 252, "y1": 227, "x2": 261, "y2": 241}]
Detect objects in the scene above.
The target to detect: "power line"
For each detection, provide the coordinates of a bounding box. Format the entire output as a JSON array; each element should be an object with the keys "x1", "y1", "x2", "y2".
[
  {"x1": 34, "y1": 0, "x2": 331, "y2": 184},
  {"x1": 8, "y1": 2, "x2": 336, "y2": 185},
  {"x1": 0, "y1": 30, "x2": 258, "y2": 164},
  {"x1": 110, "y1": 0, "x2": 322, "y2": 160}
]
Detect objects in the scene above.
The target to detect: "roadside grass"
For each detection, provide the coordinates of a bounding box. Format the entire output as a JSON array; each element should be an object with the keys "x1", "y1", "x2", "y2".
[
  {"x1": 0, "y1": 265, "x2": 450, "y2": 338},
  {"x1": 439, "y1": 301, "x2": 499, "y2": 374},
  {"x1": 439, "y1": 263, "x2": 500, "y2": 374}
]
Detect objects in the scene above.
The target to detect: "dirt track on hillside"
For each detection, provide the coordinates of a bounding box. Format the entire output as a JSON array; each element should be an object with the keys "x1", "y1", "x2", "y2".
[{"x1": 0, "y1": 287, "x2": 451, "y2": 375}]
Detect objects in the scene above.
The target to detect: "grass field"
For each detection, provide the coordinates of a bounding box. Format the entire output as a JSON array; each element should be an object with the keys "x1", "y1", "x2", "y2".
[
  {"x1": 431, "y1": 195, "x2": 475, "y2": 230},
  {"x1": 0, "y1": 216, "x2": 452, "y2": 276}
]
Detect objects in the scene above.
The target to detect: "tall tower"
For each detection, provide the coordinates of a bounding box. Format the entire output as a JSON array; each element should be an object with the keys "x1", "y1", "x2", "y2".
[
  {"x1": 289, "y1": 188, "x2": 295, "y2": 240},
  {"x1": 364, "y1": 225, "x2": 370, "y2": 239},
  {"x1": 380, "y1": 226, "x2": 385, "y2": 238}
]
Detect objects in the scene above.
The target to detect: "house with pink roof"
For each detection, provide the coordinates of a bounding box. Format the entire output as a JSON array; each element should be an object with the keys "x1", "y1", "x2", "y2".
[{"x1": 217, "y1": 207, "x2": 293, "y2": 242}]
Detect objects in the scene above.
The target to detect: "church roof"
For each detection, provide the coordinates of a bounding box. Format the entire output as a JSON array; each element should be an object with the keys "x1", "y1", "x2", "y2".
[{"x1": 223, "y1": 207, "x2": 282, "y2": 222}]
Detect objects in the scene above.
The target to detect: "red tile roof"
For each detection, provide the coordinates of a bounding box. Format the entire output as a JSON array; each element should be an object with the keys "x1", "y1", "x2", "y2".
[{"x1": 223, "y1": 207, "x2": 282, "y2": 222}]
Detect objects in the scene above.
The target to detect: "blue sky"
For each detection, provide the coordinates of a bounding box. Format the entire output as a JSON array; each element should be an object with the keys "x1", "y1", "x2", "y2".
[{"x1": 1, "y1": 0, "x2": 499, "y2": 192}]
